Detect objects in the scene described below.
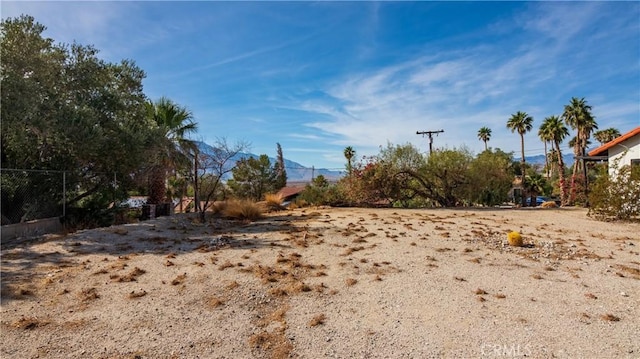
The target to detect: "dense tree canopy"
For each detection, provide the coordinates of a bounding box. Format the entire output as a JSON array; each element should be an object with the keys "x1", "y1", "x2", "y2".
[{"x1": 1, "y1": 15, "x2": 152, "y2": 224}]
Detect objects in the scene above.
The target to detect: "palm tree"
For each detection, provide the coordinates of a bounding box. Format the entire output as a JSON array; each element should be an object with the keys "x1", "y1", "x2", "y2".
[
  {"x1": 544, "y1": 116, "x2": 569, "y2": 205},
  {"x1": 507, "y1": 111, "x2": 534, "y2": 206},
  {"x1": 562, "y1": 97, "x2": 597, "y2": 204},
  {"x1": 146, "y1": 97, "x2": 198, "y2": 205},
  {"x1": 593, "y1": 127, "x2": 621, "y2": 145},
  {"x1": 477, "y1": 127, "x2": 492, "y2": 151},
  {"x1": 538, "y1": 117, "x2": 556, "y2": 178},
  {"x1": 344, "y1": 146, "x2": 356, "y2": 176},
  {"x1": 525, "y1": 172, "x2": 547, "y2": 207}
]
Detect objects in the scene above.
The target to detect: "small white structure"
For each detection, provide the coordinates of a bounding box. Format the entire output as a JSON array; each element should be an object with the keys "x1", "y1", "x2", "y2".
[{"x1": 588, "y1": 126, "x2": 640, "y2": 176}]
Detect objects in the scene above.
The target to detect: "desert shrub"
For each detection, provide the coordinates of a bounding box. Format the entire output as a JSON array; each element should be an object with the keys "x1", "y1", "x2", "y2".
[
  {"x1": 589, "y1": 163, "x2": 640, "y2": 221},
  {"x1": 221, "y1": 199, "x2": 263, "y2": 220},
  {"x1": 264, "y1": 193, "x2": 285, "y2": 212},
  {"x1": 507, "y1": 231, "x2": 523, "y2": 247},
  {"x1": 541, "y1": 201, "x2": 557, "y2": 208}
]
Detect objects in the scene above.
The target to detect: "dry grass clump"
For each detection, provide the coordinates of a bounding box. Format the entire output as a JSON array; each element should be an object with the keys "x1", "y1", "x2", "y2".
[
  {"x1": 248, "y1": 327, "x2": 293, "y2": 359},
  {"x1": 308, "y1": 313, "x2": 326, "y2": 327},
  {"x1": 601, "y1": 313, "x2": 620, "y2": 322},
  {"x1": 128, "y1": 290, "x2": 147, "y2": 299},
  {"x1": 222, "y1": 199, "x2": 263, "y2": 220},
  {"x1": 207, "y1": 296, "x2": 225, "y2": 308},
  {"x1": 541, "y1": 201, "x2": 557, "y2": 208},
  {"x1": 115, "y1": 267, "x2": 146, "y2": 282},
  {"x1": 10, "y1": 316, "x2": 49, "y2": 330},
  {"x1": 345, "y1": 278, "x2": 358, "y2": 286},
  {"x1": 614, "y1": 264, "x2": 640, "y2": 280},
  {"x1": 263, "y1": 193, "x2": 286, "y2": 212},
  {"x1": 507, "y1": 231, "x2": 523, "y2": 247},
  {"x1": 79, "y1": 287, "x2": 100, "y2": 302},
  {"x1": 171, "y1": 273, "x2": 186, "y2": 285}
]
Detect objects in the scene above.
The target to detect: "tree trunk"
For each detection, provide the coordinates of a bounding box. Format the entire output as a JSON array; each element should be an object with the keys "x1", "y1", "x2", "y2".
[
  {"x1": 543, "y1": 141, "x2": 549, "y2": 178},
  {"x1": 148, "y1": 166, "x2": 167, "y2": 205},
  {"x1": 520, "y1": 133, "x2": 527, "y2": 207},
  {"x1": 555, "y1": 141, "x2": 568, "y2": 206}
]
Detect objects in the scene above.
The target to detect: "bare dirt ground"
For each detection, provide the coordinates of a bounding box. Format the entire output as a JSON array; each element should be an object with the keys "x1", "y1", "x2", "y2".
[{"x1": 1, "y1": 207, "x2": 639, "y2": 358}]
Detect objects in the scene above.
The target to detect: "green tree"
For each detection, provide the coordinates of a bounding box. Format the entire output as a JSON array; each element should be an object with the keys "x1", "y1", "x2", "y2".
[
  {"x1": 344, "y1": 146, "x2": 356, "y2": 176},
  {"x1": 562, "y1": 97, "x2": 597, "y2": 205},
  {"x1": 1, "y1": 15, "x2": 150, "y2": 225},
  {"x1": 506, "y1": 111, "x2": 534, "y2": 206},
  {"x1": 593, "y1": 128, "x2": 621, "y2": 145},
  {"x1": 274, "y1": 143, "x2": 287, "y2": 190},
  {"x1": 544, "y1": 116, "x2": 569, "y2": 205},
  {"x1": 467, "y1": 149, "x2": 515, "y2": 206},
  {"x1": 228, "y1": 155, "x2": 278, "y2": 201},
  {"x1": 477, "y1": 127, "x2": 492, "y2": 151},
  {"x1": 145, "y1": 97, "x2": 198, "y2": 205}
]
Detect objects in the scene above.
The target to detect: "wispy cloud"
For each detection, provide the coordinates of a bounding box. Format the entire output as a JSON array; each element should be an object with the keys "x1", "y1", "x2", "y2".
[{"x1": 287, "y1": 2, "x2": 638, "y2": 162}]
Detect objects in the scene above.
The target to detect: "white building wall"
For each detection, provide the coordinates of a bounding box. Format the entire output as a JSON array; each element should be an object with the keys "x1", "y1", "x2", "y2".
[{"x1": 608, "y1": 134, "x2": 640, "y2": 176}]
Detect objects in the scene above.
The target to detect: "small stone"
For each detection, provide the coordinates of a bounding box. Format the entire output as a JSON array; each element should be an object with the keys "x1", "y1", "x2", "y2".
[{"x1": 620, "y1": 292, "x2": 629, "y2": 297}]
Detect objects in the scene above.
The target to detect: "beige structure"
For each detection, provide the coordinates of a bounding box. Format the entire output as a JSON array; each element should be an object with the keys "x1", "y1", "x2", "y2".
[{"x1": 588, "y1": 126, "x2": 640, "y2": 176}]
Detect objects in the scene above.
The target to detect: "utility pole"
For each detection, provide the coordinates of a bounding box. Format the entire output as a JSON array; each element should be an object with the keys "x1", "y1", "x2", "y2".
[{"x1": 416, "y1": 129, "x2": 444, "y2": 155}]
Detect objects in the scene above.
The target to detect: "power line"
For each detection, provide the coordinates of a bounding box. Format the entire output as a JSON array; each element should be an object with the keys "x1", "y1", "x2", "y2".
[{"x1": 416, "y1": 129, "x2": 444, "y2": 155}]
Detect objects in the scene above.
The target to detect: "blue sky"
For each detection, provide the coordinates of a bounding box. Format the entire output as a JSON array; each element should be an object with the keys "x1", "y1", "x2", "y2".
[{"x1": 3, "y1": 1, "x2": 639, "y2": 170}]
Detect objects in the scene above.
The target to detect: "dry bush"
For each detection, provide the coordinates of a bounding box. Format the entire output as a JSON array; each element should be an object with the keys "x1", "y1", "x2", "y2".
[
  {"x1": 264, "y1": 193, "x2": 286, "y2": 212},
  {"x1": 541, "y1": 201, "x2": 557, "y2": 208},
  {"x1": 211, "y1": 201, "x2": 227, "y2": 214},
  {"x1": 222, "y1": 199, "x2": 263, "y2": 220}
]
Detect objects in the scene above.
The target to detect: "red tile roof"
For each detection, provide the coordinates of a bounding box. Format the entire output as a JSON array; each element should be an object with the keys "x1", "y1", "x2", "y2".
[
  {"x1": 588, "y1": 126, "x2": 640, "y2": 156},
  {"x1": 277, "y1": 186, "x2": 306, "y2": 199}
]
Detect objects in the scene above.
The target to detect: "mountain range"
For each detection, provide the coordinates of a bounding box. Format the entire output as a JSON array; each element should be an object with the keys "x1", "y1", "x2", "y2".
[
  {"x1": 196, "y1": 142, "x2": 344, "y2": 182},
  {"x1": 197, "y1": 142, "x2": 575, "y2": 183}
]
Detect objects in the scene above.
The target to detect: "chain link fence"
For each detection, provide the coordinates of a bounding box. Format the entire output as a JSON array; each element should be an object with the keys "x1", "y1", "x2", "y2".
[
  {"x1": 1, "y1": 168, "x2": 120, "y2": 226},
  {"x1": 1, "y1": 169, "x2": 66, "y2": 225}
]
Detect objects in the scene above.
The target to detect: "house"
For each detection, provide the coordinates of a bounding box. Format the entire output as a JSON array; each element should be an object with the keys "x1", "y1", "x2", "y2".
[
  {"x1": 277, "y1": 185, "x2": 306, "y2": 204},
  {"x1": 587, "y1": 126, "x2": 640, "y2": 176}
]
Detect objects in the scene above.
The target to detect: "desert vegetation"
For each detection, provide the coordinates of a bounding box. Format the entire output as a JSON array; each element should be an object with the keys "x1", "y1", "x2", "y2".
[{"x1": 2, "y1": 207, "x2": 638, "y2": 358}]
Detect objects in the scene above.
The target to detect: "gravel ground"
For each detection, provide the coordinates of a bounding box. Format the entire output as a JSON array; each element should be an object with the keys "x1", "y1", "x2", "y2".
[{"x1": 1, "y1": 207, "x2": 638, "y2": 358}]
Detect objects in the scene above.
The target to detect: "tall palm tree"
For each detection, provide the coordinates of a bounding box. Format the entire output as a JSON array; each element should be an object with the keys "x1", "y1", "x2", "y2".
[
  {"x1": 344, "y1": 146, "x2": 356, "y2": 176},
  {"x1": 538, "y1": 117, "x2": 555, "y2": 178},
  {"x1": 545, "y1": 115, "x2": 569, "y2": 205},
  {"x1": 593, "y1": 127, "x2": 621, "y2": 145},
  {"x1": 477, "y1": 127, "x2": 492, "y2": 151},
  {"x1": 507, "y1": 111, "x2": 534, "y2": 206},
  {"x1": 562, "y1": 97, "x2": 597, "y2": 204},
  {"x1": 146, "y1": 97, "x2": 198, "y2": 205}
]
